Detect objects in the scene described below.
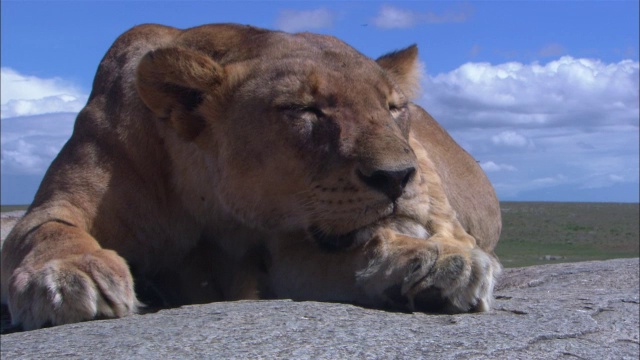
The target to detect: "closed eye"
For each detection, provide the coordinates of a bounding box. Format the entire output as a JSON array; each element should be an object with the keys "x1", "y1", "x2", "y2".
[
  {"x1": 388, "y1": 103, "x2": 407, "y2": 118},
  {"x1": 300, "y1": 105, "x2": 324, "y2": 118},
  {"x1": 388, "y1": 102, "x2": 410, "y2": 137},
  {"x1": 278, "y1": 104, "x2": 324, "y2": 118}
]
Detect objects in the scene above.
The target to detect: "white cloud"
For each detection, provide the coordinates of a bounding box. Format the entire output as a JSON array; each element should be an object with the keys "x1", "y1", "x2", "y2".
[
  {"x1": 372, "y1": 6, "x2": 416, "y2": 29},
  {"x1": 1, "y1": 69, "x2": 85, "y2": 177},
  {"x1": 372, "y1": 4, "x2": 473, "y2": 29},
  {"x1": 1, "y1": 67, "x2": 88, "y2": 119},
  {"x1": 422, "y1": 56, "x2": 639, "y2": 129},
  {"x1": 422, "y1": 56, "x2": 639, "y2": 201},
  {"x1": 491, "y1": 173, "x2": 572, "y2": 198},
  {"x1": 1, "y1": 112, "x2": 76, "y2": 175},
  {"x1": 480, "y1": 161, "x2": 517, "y2": 172},
  {"x1": 531, "y1": 174, "x2": 568, "y2": 186},
  {"x1": 491, "y1": 131, "x2": 534, "y2": 149},
  {"x1": 449, "y1": 124, "x2": 639, "y2": 200},
  {"x1": 276, "y1": 8, "x2": 336, "y2": 33}
]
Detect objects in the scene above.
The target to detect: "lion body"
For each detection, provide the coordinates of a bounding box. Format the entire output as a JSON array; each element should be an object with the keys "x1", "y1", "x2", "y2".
[{"x1": 1, "y1": 24, "x2": 501, "y2": 330}]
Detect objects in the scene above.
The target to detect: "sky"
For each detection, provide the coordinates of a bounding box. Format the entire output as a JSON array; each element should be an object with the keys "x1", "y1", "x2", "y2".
[{"x1": 1, "y1": 0, "x2": 639, "y2": 205}]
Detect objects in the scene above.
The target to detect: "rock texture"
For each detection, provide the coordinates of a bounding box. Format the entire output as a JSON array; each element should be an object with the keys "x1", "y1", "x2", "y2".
[
  {"x1": 0, "y1": 210, "x2": 23, "y2": 245},
  {"x1": 0, "y1": 258, "x2": 636, "y2": 359},
  {"x1": 1, "y1": 212, "x2": 638, "y2": 359}
]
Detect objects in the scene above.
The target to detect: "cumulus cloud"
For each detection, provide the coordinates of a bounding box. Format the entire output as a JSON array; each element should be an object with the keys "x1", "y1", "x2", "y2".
[
  {"x1": 422, "y1": 56, "x2": 639, "y2": 129},
  {"x1": 372, "y1": 4, "x2": 473, "y2": 29},
  {"x1": 1, "y1": 68, "x2": 84, "y2": 178},
  {"x1": 480, "y1": 161, "x2": 517, "y2": 172},
  {"x1": 491, "y1": 131, "x2": 535, "y2": 149},
  {"x1": 1, "y1": 67, "x2": 88, "y2": 119},
  {"x1": 1, "y1": 112, "x2": 76, "y2": 175},
  {"x1": 276, "y1": 8, "x2": 336, "y2": 33},
  {"x1": 421, "y1": 56, "x2": 639, "y2": 201},
  {"x1": 454, "y1": 121, "x2": 638, "y2": 199}
]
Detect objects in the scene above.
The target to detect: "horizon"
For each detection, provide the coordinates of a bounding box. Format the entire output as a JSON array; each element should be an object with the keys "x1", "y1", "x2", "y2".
[{"x1": 2, "y1": 1, "x2": 639, "y2": 204}]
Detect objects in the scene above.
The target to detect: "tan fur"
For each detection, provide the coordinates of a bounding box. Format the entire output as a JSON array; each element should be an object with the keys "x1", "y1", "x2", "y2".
[{"x1": 0, "y1": 23, "x2": 501, "y2": 330}]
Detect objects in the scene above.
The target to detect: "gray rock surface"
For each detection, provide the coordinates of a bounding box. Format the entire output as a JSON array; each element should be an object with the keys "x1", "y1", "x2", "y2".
[
  {"x1": 0, "y1": 258, "x2": 637, "y2": 359},
  {"x1": 0, "y1": 210, "x2": 24, "y2": 246},
  {"x1": 1, "y1": 212, "x2": 639, "y2": 359}
]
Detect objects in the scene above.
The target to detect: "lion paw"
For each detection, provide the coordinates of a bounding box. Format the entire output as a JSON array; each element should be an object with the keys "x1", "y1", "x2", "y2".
[
  {"x1": 8, "y1": 249, "x2": 139, "y2": 330},
  {"x1": 406, "y1": 246, "x2": 501, "y2": 313},
  {"x1": 357, "y1": 235, "x2": 501, "y2": 314}
]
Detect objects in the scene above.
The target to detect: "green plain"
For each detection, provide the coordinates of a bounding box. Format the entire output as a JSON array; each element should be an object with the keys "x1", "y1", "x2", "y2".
[
  {"x1": 497, "y1": 202, "x2": 639, "y2": 268},
  {"x1": 0, "y1": 205, "x2": 29, "y2": 212}
]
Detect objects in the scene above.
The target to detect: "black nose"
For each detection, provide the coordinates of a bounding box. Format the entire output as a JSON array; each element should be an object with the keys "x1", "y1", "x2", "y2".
[{"x1": 357, "y1": 166, "x2": 416, "y2": 201}]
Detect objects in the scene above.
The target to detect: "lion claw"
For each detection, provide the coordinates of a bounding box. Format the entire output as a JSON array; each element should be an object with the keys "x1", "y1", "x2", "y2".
[
  {"x1": 7, "y1": 249, "x2": 139, "y2": 330},
  {"x1": 409, "y1": 248, "x2": 501, "y2": 313},
  {"x1": 360, "y1": 240, "x2": 501, "y2": 314}
]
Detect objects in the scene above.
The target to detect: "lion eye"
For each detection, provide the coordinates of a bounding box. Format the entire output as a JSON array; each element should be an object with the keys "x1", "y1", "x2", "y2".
[
  {"x1": 388, "y1": 103, "x2": 406, "y2": 118},
  {"x1": 279, "y1": 104, "x2": 324, "y2": 119},
  {"x1": 300, "y1": 106, "x2": 324, "y2": 118},
  {"x1": 388, "y1": 102, "x2": 410, "y2": 136}
]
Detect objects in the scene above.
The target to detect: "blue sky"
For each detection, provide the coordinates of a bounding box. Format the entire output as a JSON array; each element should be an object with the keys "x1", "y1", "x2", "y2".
[{"x1": 1, "y1": 0, "x2": 639, "y2": 204}]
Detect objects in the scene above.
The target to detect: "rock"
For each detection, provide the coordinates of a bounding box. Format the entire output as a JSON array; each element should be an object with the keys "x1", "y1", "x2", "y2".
[
  {"x1": 0, "y1": 210, "x2": 25, "y2": 247},
  {"x1": 538, "y1": 255, "x2": 565, "y2": 261},
  {"x1": 0, "y1": 258, "x2": 637, "y2": 359}
]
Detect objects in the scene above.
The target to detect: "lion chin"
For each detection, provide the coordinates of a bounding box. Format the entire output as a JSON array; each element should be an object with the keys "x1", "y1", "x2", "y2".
[{"x1": 0, "y1": 23, "x2": 502, "y2": 330}]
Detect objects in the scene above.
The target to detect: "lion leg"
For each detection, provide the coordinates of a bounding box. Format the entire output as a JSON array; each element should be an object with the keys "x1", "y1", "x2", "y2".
[
  {"x1": 265, "y1": 236, "x2": 369, "y2": 304},
  {"x1": 2, "y1": 221, "x2": 138, "y2": 330},
  {"x1": 138, "y1": 240, "x2": 263, "y2": 308}
]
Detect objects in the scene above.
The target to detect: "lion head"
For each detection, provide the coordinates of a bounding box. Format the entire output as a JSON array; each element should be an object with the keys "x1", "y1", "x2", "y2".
[{"x1": 135, "y1": 25, "x2": 424, "y2": 244}]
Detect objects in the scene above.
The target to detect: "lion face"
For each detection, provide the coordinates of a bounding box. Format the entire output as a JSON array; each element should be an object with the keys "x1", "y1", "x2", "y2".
[{"x1": 136, "y1": 32, "x2": 423, "y2": 243}]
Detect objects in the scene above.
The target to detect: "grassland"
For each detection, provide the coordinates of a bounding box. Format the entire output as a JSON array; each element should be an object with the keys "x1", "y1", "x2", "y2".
[
  {"x1": 0, "y1": 205, "x2": 29, "y2": 212},
  {"x1": 2, "y1": 202, "x2": 638, "y2": 268},
  {"x1": 497, "y1": 202, "x2": 639, "y2": 268}
]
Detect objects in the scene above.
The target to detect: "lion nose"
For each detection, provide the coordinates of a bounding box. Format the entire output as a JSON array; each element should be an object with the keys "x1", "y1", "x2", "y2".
[{"x1": 357, "y1": 166, "x2": 416, "y2": 201}]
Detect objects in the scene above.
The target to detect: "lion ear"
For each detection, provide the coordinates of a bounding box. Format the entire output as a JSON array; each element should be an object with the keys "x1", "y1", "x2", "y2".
[
  {"x1": 136, "y1": 47, "x2": 225, "y2": 140},
  {"x1": 376, "y1": 45, "x2": 421, "y2": 99}
]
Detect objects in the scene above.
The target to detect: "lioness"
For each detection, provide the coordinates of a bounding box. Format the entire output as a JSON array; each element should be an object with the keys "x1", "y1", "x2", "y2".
[{"x1": 1, "y1": 23, "x2": 501, "y2": 330}]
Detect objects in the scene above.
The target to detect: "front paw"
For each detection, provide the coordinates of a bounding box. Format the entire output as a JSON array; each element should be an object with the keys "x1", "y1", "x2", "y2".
[
  {"x1": 407, "y1": 244, "x2": 502, "y2": 313},
  {"x1": 356, "y1": 232, "x2": 501, "y2": 313},
  {"x1": 8, "y1": 249, "x2": 139, "y2": 330}
]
